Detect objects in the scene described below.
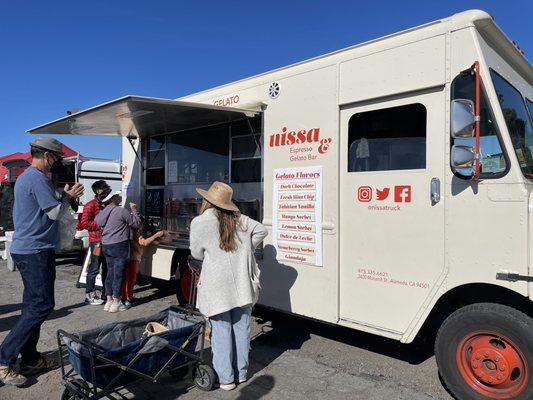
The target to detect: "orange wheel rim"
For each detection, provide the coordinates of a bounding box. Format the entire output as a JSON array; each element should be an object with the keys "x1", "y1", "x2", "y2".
[{"x1": 456, "y1": 331, "x2": 529, "y2": 398}]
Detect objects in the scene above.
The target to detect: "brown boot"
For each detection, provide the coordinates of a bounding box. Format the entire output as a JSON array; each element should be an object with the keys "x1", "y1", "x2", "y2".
[
  {"x1": 0, "y1": 364, "x2": 28, "y2": 387},
  {"x1": 19, "y1": 356, "x2": 57, "y2": 376}
]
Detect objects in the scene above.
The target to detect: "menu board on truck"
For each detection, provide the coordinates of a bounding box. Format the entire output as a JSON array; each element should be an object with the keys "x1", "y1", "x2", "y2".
[
  {"x1": 168, "y1": 161, "x2": 178, "y2": 183},
  {"x1": 146, "y1": 189, "x2": 164, "y2": 216},
  {"x1": 272, "y1": 166, "x2": 323, "y2": 266}
]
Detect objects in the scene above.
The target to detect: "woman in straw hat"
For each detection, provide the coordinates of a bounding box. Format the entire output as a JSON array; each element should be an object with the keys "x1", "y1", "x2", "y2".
[{"x1": 190, "y1": 181, "x2": 268, "y2": 391}]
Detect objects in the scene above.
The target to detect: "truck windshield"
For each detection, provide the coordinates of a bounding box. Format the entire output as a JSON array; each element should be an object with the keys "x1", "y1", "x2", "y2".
[{"x1": 490, "y1": 70, "x2": 533, "y2": 177}]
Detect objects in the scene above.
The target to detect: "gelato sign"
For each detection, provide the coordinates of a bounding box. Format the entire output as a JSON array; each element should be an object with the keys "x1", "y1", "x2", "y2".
[{"x1": 272, "y1": 166, "x2": 323, "y2": 266}]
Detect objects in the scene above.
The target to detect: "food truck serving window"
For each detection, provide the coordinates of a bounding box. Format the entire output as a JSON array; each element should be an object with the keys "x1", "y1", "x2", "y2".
[
  {"x1": 146, "y1": 136, "x2": 165, "y2": 186},
  {"x1": 158, "y1": 115, "x2": 263, "y2": 243},
  {"x1": 348, "y1": 104, "x2": 427, "y2": 172},
  {"x1": 161, "y1": 115, "x2": 262, "y2": 185},
  {"x1": 167, "y1": 125, "x2": 230, "y2": 184},
  {"x1": 231, "y1": 116, "x2": 262, "y2": 183}
]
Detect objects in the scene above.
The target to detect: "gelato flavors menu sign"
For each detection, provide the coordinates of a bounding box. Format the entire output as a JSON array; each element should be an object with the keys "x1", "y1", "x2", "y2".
[{"x1": 272, "y1": 166, "x2": 323, "y2": 266}]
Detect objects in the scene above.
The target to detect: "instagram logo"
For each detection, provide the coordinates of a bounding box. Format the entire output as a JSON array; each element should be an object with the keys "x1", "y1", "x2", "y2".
[
  {"x1": 357, "y1": 186, "x2": 372, "y2": 202},
  {"x1": 394, "y1": 185, "x2": 412, "y2": 203}
]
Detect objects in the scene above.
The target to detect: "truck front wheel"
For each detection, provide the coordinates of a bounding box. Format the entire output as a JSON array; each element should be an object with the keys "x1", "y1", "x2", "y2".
[{"x1": 435, "y1": 303, "x2": 532, "y2": 400}]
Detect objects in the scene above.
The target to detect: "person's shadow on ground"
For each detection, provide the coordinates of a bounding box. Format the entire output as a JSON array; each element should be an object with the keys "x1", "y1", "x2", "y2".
[
  {"x1": 243, "y1": 242, "x2": 433, "y2": 394},
  {"x1": 0, "y1": 303, "x2": 21, "y2": 315},
  {"x1": 235, "y1": 375, "x2": 276, "y2": 399},
  {"x1": 241, "y1": 244, "x2": 303, "y2": 395},
  {"x1": 0, "y1": 302, "x2": 89, "y2": 334},
  {"x1": 258, "y1": 245, "x2": 298, "y2": 313},
  {"x1": 131, "y1": 282, "x2": 175, "y2": 307}
]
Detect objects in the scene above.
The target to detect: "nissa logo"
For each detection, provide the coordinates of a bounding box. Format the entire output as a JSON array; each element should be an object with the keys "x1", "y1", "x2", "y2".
[{"x1": 269, "y1": 127, "x2": 333, "y2": 154}]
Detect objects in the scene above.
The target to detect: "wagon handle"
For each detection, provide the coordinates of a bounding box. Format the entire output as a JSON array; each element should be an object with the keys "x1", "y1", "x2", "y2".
[{"x1": 170, "y1": 304, "x2": 205, "y2": 318}]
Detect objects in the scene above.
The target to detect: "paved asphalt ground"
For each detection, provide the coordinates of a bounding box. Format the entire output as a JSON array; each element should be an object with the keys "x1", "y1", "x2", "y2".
[{"x1": 0, "y1": 256, "x2": 453, "y2": 400}]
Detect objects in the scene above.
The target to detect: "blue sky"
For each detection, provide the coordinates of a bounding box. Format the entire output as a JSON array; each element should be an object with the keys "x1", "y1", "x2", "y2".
[{"x1": 0, "y1": 1, "x2": 531, "y2": 160}]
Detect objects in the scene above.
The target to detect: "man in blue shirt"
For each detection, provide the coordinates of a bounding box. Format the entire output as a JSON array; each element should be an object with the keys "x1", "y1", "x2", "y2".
[{"x1": 0, "y1": 138, "x2": 84, "y2": 387}]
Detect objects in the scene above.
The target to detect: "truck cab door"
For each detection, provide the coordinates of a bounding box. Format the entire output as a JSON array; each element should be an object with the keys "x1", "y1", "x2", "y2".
[{"x1": 339, "y1": 88, "x2": 446, "y2": 337}]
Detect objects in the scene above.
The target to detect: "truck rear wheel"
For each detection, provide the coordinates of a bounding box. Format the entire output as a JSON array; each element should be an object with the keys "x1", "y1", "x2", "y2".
[{"x1": 435, "y1": 303, "x2": 532, "y2": 400}]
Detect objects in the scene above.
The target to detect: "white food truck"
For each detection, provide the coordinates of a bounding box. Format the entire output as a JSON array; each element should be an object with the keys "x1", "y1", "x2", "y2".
[{"x1": 29, "y1": 10, "x2": 533, "y2": 400}]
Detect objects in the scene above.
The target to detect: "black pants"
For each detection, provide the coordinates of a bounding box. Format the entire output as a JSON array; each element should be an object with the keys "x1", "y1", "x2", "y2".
[{"x1": 0, "y1": 250, "x2": 55, "y2": 366}]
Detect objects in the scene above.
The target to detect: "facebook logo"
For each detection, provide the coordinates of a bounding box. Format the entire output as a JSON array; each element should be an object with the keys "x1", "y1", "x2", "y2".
[{"x1": 394, "y1": 186, "x2": 412, "y2": 203}]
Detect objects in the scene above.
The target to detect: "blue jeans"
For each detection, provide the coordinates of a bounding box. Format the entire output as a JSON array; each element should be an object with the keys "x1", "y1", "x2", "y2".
[
  {"x1": 103, "y1": 241, "x2": 129, "y2": 298},
  {"x1": 86, "y1": 243, "x2": 108, "y2": 295},
  {"x1": 209, "y1": 306, "x2": 252, "y2": 385},
  {"x1": 0, "y1": 250, "x2": 55, "y2": 366}
]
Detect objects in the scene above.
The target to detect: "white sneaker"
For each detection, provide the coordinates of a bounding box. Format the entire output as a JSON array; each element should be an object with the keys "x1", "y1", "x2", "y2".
[
  {"x1": 108, "y1": 298, "x2": 122, "y2": 313},
  {"x1": 103, "y1": 300, "x2": 113, "y2": 312},
  {"x1": 219, "y1": 383, "x2": 236, "y2": 391},
  {"x1": 119, "y1": 300, "x2": 131, "y2": 311},
  {"x1": 0, "y1": 365, "x2": 27, "y2": 387},
  {"x1": 85, "y1": 292, "x2": 104, "y2": 306}
]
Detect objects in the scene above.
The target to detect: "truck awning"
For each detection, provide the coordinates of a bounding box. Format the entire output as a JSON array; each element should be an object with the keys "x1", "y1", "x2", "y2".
[{"x1": 28, "y1": 96, "x2": 259, "y2": 138}]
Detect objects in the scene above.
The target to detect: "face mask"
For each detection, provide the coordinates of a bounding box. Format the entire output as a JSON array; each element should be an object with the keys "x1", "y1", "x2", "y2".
[{"x1": 48, "y1": 155, "x2": 64, "y2": 174}]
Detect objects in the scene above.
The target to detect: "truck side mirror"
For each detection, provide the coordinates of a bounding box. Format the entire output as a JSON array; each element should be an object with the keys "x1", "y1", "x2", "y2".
[
  {"x1": 451, "y1": 145, "x2": 476, "y2": 169},
  {"x1": 451, "y1": 99, "x2": 476, "y2": 138}
]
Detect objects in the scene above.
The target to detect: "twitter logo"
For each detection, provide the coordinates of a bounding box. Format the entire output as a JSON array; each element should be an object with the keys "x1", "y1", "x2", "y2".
[{"x1": 376, "y1": 188, "x2": 390, "y2": 201}]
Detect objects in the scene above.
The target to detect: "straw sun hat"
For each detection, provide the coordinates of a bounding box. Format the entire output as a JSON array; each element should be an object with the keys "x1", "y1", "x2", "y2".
[{"x1": 196, "y1": 181, "x2": 239, "y2": 213}]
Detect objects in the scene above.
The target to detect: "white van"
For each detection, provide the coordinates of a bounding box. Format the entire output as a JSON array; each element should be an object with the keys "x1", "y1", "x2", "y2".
[
  {"x1": 54, "y1": 156, "x2": 122, "y2": 251},
  {"x1": 29, "y1": 10, "x2": 533, "y2": 400}
]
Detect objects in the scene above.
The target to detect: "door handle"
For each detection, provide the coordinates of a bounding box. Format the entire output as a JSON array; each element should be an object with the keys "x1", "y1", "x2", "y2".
[{"x1": 431, "y1": 177, "x2": 441, "y2": 205}]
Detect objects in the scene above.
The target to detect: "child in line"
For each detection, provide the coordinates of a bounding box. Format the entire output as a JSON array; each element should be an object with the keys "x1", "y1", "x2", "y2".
[{"x1": 121, "y1": 218, "x2": 168, "y2": 309}]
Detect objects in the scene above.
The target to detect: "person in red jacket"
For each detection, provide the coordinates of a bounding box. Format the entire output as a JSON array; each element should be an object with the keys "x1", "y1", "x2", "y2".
[{"x1": 80, "y1": 180, "x2": 110, "y2": 305}]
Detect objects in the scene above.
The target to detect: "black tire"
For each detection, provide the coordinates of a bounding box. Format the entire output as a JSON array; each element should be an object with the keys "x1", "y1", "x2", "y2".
[
  {"x1": 194, "y1": 364, "x2": 216, "y2": 391},
  {"x1": 435, "y1": 303, "x2": 533, "y2": 400},
  {"x1": 60, "y1": 379, "x2": 90, "y2": 400}
]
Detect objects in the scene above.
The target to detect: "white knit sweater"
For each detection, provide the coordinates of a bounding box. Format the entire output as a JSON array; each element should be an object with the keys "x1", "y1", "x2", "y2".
[{"x1": 189, "y1": 208, "x2": 268, "y2": 317}]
